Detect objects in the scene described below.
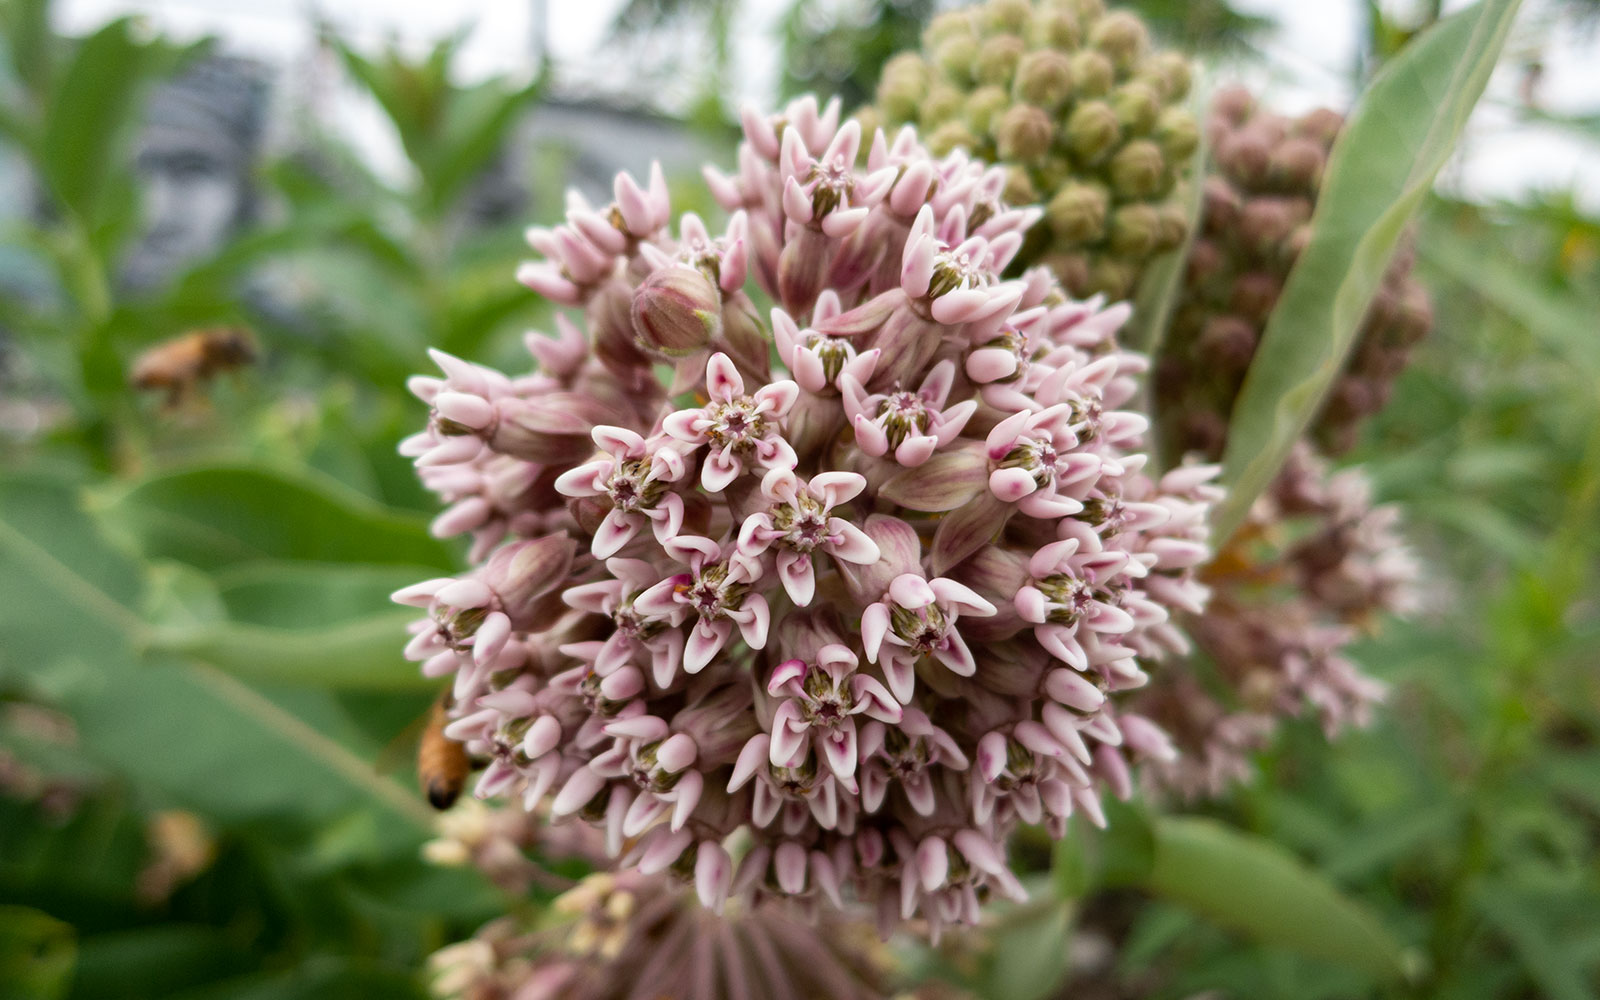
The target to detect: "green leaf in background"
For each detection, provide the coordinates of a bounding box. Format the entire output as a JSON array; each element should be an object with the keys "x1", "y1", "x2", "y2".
[
  {"x1": 1142, "y1": 817, "x2": 1412, "y2": 983},
  {"x1": 0, "y1": 905, "x2": 75, "y2": 1000},
  {"x1": 89, "y1": 464, "x2": 458, "y2": 572},
  {"x1": 0, "y1": 475, "x2": 435, "y2": 846},
  {"x1": 977, "y1": 900, "x2": 1075, "y2": 1000},
  {"x1": 39, "y1": 18, "x2": 148, "y2": 221},
  {"x1": 147, "y1": 610, "x2": 435, "y2": 692},
  {"x1": 1211, "y1": 0, "x2": 1523, "y2": 541}
]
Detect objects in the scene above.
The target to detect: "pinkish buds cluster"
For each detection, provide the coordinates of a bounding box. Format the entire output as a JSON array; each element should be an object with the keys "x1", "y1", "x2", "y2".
[{"x1": 396, "y1": 94, "x2": 1218, "y2": 939}]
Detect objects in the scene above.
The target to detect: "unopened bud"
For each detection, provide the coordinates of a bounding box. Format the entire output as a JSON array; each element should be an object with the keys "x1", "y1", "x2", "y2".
[
  {"x1": 974, "y1": 34, "x2": 1026, "y2": 87},
  {"x1": 1211, "y1": 85, "x2": 1255, "y2": 127},
  {"x1": 1047, "y1": 182, "x2": 1109, "y2": 244},
  {"x1": 1014, "y1": 50, "x2": 1074, "y2": 110},
  {"x1": 1201, "y1": 176, "x2": 1241, "y2": 231},
  {"x1": 1065, "y1": 100, "x2": 1121, "y2": 161},
  {"x1": 484, "y1": 534, "x2": 578, "y2": 630},
  {"x1": 934, "y1": 35, "x2": 979, "y2": 82},
  {"x1": 878, "y1": 54, "x2": 930, "y2": 122},
  {"x1": 1087, "y1": 258, "x2": 1136, "y2": 300},
  {"x1": 490, "y1": 393, "x2": 613, "y2": 464},
  {"x1": 1217, "y1": 127, "x2": 1272, "y2": 188},
  {"x1": 927, "y1": 119, "x2": 980, "y2": 157},
  {"x1": 1238, "y1": 196, "x2": 1307, "y2": 258},
  {"x1": 1156, "y1": 106, "x2": 1200, "y2": 162},
  {"x1": 1109, "y1": 203, "x2": 1161, "y2": 257},
  {"x1": 964, "y1": 85, "x2": 1011, "y2": 135},
  {"x1": 995, "y1": 104, "x2": 1055, "y2": 164},
  {"x1": 1069, "y1": 49, "x2": 1115, "y2": 98},
  {"x1": 1143, "y1": 51, "x2": 1192, "y2": 102},
  {"x1": 1294, "y1": 107, "x2": 1344, "y2": 147},
  {"x1": 1090, "y1": 12, "x2": 1148, "y2": 70},
  {"x1": 632, "y1": 264, "x2": 722, "y2": 358},
  {"x1": 1230, "y1": 271, "x2": 1281, "y2": 322},
  {"x1": 981, "y1": 0, "x2": 1033, "y2": 34},
  {"x1": 921, "y1": 83, "x2": 966, "y2": 127},
  {"x1": 924, "y1": 10, "x2": 974, "y2": 48},
  {"x1": 1028, "y1": 8, "x2": 1081, "y2": 50},
  {"x1": 1185, "y1": 237, "x2": 1223, "y2": 286},
  {"x1": 1154, "y1": 200, "x2": 1189, "y2": 251},
  {"x1": 1112, "y1": 80, "x2": 1161, "y2": 134},
  {"x1": 1269, "y1": 136, "x2": 1326, "y2": 191},
  {"x1": 1002, "y1": 165, "x2": 1038, "y2": 206},
  {"x1": 1109, "y1": 139, "x2": 1167, "y2": 199},
  {"x1": 1197, "y1": 315, "x2": 1257, "y2": 371}
]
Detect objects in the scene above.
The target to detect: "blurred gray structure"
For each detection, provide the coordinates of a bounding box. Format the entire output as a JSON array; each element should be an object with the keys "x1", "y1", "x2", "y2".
[
  {"x1": 122, "y1": 54, "x2": 272, "y2": 292},
  {"x1": 516, "y1": 97, "x2": 728, "y2": 210}
]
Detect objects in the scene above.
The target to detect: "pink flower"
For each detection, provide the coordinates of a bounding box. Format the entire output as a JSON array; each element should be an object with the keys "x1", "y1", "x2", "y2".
[
  {"x1": 841, "y1": 360, "x2": 977, "y2": 467},
  {"x1": 736, "y1": 468, "x2": 879, "y2": 606},
  {"x1": 861, "y1": 574, "x2": 996, "y2": 702},
  {"x1": 765, "y1": 645, "x2": 900, "y2": 788},
  {"x1": 662, "y1": 353, "x2": 799, "y2": 491},
  {"x1": 633, "y1": 535, "x2": 770, "y2": 674},
  {"x1": 555, "y1": 426, "x2": 691, "y2": 557}
]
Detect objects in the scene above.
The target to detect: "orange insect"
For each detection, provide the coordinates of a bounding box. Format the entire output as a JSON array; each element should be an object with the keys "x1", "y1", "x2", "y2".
[
  {"x1": 130, "y1": 327, "x2": 257, "y2": 408},
  {"x1": 417, "y1": 694, "x2": 472, "y2": 811}
]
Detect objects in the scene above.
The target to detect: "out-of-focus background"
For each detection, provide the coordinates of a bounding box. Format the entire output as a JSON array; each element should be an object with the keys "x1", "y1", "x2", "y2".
[{"x1": 0, "y1": 1, "x2": 1596, "y2": 998}]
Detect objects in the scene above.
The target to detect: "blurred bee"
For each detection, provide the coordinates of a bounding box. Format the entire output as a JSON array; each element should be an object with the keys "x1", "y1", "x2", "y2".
[
  {"x1": 417, "y1": 693, "x2": 471, "y2": 811},
  {"x1": 130, "y1": 326, "x2": 257, "y2": 409}
]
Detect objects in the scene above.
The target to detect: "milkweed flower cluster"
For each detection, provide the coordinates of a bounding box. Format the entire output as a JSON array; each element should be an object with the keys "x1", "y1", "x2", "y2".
[
  {"x1": 1156, "y1": 85, "x2": 1433, "y2": 458},
  {"x1": 1134, "y1": 444, "x2": 1416, "y2": 799},
  {"x1": 866, "y1": 0, "x2": 1198, "y2": 301},
  {"x1": 395, "y1": 94, "x2": 1217, "y2": 936},
  {"x1": 428, "y1": 870, "x2": 890, "y2": 1000}
]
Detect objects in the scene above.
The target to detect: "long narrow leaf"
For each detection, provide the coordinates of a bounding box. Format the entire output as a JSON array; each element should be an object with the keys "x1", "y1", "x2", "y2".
[
  {"x1": 1212, "y1": 0, "x2": 1523, "y2": 541},
  {"x1": 1143, "y1": 817, "x2": 1412, "y2": 982}
]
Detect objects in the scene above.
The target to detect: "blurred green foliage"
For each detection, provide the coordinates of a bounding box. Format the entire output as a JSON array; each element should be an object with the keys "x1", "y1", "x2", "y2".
[{"x1": 0, "y1": 1, "x2": 1597, "y2": 999}]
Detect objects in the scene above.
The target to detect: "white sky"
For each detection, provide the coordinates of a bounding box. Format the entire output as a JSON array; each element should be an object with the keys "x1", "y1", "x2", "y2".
[{"x1": 54, "y1": 0, "x2": 1600, "y2": 207}]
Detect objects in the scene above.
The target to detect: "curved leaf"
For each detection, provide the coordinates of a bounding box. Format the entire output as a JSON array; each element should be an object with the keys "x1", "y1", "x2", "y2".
[
  {"x1": 1143, "y1": 817, "x2": 1412, "y2": 982},
  {"x1": 89, "y1": 464, "x2": 457, "y2": 572},
  {"x1": 1213, "y1": 0, "x2": 1523, "y2": 542},
  {"x1": 148, "y1": 611, "x2": 435, "y2": 692},
  {"x1": 0, "y1": 475, "x2": 433, "y2": 839}
]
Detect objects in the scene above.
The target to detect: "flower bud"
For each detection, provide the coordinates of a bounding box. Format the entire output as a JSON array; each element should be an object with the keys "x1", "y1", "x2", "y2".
[
  {"x1": 1108, "y1": 203, "x2": 1161, "y2": 257},
  {"x1": 1230, "y1": 271, "x2": 1281, "y2": 322},
  {"x1": 974, "y1": 34, "x2": 1026, "y2": 87},
  {"x1": 489, "y1": 393, "x2": 612, "y2": 464},
  {"x1": 1211, "y1": 85, "x2": 1255, "y2": 127},
  {"x1": 1068, "y1": 49, "x2": 1115, "y2": 98},
  {"x1": 631, "y1": 264, "x2": 722, "y2": 358},
  {"x1": 1154, "y1": 200, "x2": 1189, "y2": 251},
  {"x1": 877, "y1": 54, "x2": 930, "y2": 123},
  {"x1": 1047, "y1": 182, "x2": 1109, "y2": 244},
  {"x1": 1086, "y1": 257, "x2": 1135, "y2": 300},
  {"x1": 1109, "y1": 139, "x2": 1167, "y2": 199},
  {"x1": 1028, "y1": 8, "x2": 1081, "y2": 50},
  {"x1": 1143, "y1": 51, "x2": 1192, "y2": 102},
  {"x1": 924, "y1": 10, "x2": 974, "y2": 47},
  {"x1": 1197, "y1": 315, "x2": 1257, "y2": 371},
  {"x1": 1294, "y1": 106, "x2": 1344, "y2": 146},
  {"x1": 920, "y1": 82, "x2": 966, "y2": 127},
  {"x1": 484, "y1": 534, "x2": 578, "y2": 631},
  {"x1": 1112, "y1": 80, "x2": 1161, "y2": 134},
  {"x1": 1065, "y1": 100, "x2": 1121, "y2": 161},
  {"x1": 964, "y1": 85, "x2": 1012, "y2": 136},
  {"x1": 994, "y1": 104, "x2": 1055, "y2": 164},
  {"x1": 981, "y1": 0, "x2": 1033, "y2": 34},
  {"x1": 1217, "y1": 127, "x2": 1272, "y2": 188},
  {"x1": 1090, "y1": 11, "x2": 1147, "y2": 70},
  {"x1": 1014, "y1": 49, "x2": 1074, "y2": 110},
  {"x1": 1002, "y1": 165, "x2": 1038, "y2": 206},
  {"x1": 1269, "y1": 136, "x2": 1326, "y2": 191},
  {"x1": 927, "y1": 120, "x2": 980, "y2": 157},
  {"x1": 1157, "y1": 106, "x2": 1200, "y2": 162},
  {"x1": 934, "y1": 35, "x2": 979, "y2": 82}
]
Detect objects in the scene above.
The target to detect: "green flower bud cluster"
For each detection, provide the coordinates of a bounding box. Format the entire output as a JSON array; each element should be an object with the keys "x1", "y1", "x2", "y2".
[
  {"x1": 866, "y1": 0, "x2": 1198, "y2": 301},
  {"x1": 1156, "y1": 86, "x2": 1434, "y2": 459}
]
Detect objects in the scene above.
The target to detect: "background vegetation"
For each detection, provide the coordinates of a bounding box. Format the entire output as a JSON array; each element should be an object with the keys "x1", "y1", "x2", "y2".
[{"x1": 1, "y1": 1, "x2": 1596, "y2": 997}]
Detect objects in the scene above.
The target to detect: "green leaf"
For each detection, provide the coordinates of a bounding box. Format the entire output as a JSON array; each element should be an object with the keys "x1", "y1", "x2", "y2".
[
  {"x1": 1142, "y1": 817, "x2": 1412, "y2": 982},
  {"x1": 148, "y1": 610, "x2": 434, "y2": 692},
  {"x1": 0, "y1": 905, "x2": 75, "y2": 1000},
  {"x1": 977, "y1": 901, "x2": 1074, "y2": 1000},
  {"x1": 0, "y1": 475, "x2": 434, "y2": 842},
  {"x1": 214, "y1": 563, "x2": 435, "y2": 629},
  {"x1": 1212, "y1": 0, "x2": 1523, "y2": 542},
  {"x1": 89, "y1": 464, "x2": 457, "y2": 572},
  {"x1": 1126, "y1": 94, "x2": 1209, "y2": 359},
  {"x1": 39, "y1": 18, "x2": 149, "y2": 221}
]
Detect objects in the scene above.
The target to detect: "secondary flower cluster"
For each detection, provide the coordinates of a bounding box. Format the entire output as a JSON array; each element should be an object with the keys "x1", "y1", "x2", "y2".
[
  {"x1": 866, "y1": 0, "x2": 1198, "y2": 301},
  {"x1": 1133, "y1": 444, "x2": 1416, "y2": 799},
  {"x1": 395, "y1": 95, "x2": 1217, "y2": 936},
  {"x1": 429, "y1": 870, "x2": 889, "y2": 1000},
  {"x1": 1156, "y1": 85, "x2": 1434, "y2": 458}
]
